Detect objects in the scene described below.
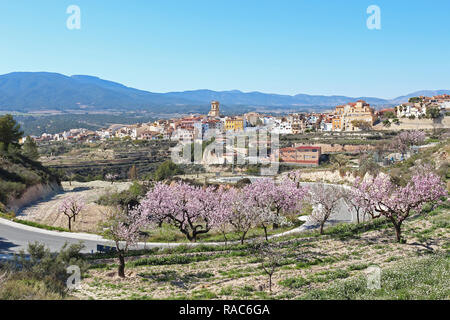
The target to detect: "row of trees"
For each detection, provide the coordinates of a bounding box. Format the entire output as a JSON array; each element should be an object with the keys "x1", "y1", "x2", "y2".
[{"x1": 139, "y1": 176, "x2": 309, "y2": 244}]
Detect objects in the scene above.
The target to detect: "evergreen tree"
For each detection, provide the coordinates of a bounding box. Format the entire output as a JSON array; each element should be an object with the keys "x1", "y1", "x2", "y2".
[
  {"x1": 153, "y1": 160, "x2": 182, "y2": 181},
  {"x1": 22, "y1": 136, "x2": 40, "y2": 160},
  {"x1": 128, "y1": 164, "x2": 138, "y2": 180},
  {"x1": 0, "y1": 114, "x2": 24, "y2": 151}
]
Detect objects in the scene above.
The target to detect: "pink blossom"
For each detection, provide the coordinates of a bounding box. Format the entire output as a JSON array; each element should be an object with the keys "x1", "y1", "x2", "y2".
[{"x1": 353, "y1": 168, "x2": 447, "y2": 241}]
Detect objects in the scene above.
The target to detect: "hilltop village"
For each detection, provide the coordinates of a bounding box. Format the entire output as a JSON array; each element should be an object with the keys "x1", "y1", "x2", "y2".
[
  {"x1": 28, "y1": 94, "x2": 450, "y2": 143},
  {"x1": 22, "y1": 95, "x2": 450, "y2": 168}
]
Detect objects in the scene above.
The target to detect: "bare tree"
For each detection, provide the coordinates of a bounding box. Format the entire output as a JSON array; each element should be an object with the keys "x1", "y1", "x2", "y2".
[
  {"x1": 66, "y1": 171, "x2": 76, "y2": 186},
  {"x1": 308, "y1": 184, "x2": 343, "y2": 234},
  {"x1": 58, "y1": 196, "x2": 85, "y2": 231},
  {"x1": 250, "y1": 241, "x2": 284, "y2": 293}
]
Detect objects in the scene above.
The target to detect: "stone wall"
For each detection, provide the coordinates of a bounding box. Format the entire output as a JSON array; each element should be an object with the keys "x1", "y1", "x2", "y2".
[
  {"x1": 297, "y1": 169, "x2": 358, "y2": 184},
  {"x1": 373, "y1": 117, "x2": 450, "y2": 131}
]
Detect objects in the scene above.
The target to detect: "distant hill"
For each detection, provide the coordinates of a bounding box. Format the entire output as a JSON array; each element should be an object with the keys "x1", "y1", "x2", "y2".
[
  {"x1": 0, "y1": 72, "x2": 193, "y2": 112},
  {"x1": 0, "y1": 72, "x2": 447, "y2": 113},
  {"x1": 389, "y1": 90, "x2": 450, "y2": 105},
  {"x1": 164, "y1": 90, "x2": 389, "y2": 107}
]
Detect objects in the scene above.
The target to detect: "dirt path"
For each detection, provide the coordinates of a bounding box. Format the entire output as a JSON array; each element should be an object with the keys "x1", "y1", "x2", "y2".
[{"x1": 17, "y1": 181, "x2": 132, "y2": 233}]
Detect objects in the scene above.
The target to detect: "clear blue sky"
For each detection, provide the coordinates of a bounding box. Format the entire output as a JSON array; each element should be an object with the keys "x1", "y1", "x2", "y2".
[{"x1": 1, "y1": 0, "x2": 449, "y2": 99}]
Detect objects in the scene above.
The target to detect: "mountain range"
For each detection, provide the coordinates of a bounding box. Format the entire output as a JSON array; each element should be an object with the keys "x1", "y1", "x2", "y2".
[{"x1": 0, "y1": 72, "x2": 449, "y2": 113}]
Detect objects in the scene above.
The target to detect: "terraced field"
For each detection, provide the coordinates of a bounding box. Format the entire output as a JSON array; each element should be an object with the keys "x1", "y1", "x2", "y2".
[{"x1": 73, "y1": 207, "x2": 450, "y2": 300}]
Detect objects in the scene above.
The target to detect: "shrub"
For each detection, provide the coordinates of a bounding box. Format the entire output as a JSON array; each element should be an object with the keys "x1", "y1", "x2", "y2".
[
  {"x1": 0, "y1": 278, "x2": 62, "y2": 300},
  {"x1": 4, "y1": 242, "x2": 88, "y2": 299}
]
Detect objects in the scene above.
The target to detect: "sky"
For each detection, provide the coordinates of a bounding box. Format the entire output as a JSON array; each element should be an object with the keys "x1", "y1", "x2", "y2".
[{"x1": 0, "y1": 0, "x2": 449, "y2": 99}]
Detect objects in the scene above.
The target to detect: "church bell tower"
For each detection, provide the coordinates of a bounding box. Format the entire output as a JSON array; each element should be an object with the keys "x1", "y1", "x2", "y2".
[{"x1": 208, "y1": 101, "x2": 220, "y2": 117}]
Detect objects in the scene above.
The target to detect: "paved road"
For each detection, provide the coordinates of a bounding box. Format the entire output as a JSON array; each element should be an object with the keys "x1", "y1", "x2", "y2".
[{"x1": 0, "y1": 218, "x2": 113, "y2": 254}]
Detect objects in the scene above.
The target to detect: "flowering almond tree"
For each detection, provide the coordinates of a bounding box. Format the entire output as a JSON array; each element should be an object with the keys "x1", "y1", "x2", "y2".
[
  {"x1": 216, "y1": 187, "x2": 256, "y2": 244},
  {"x1": 103, "y1": 206, "x2": 146, "y2": 277},
  {"x1": 139, "y1": 182, "x2": 221, "y2": 242},
  {"x1": 105, "y1": 173, "x2": 119, "y2": 185},
  {"x1": 58, "y1": 196, "x2": 85, "y2": 231},
  {"x1": 308, "y1": 184, "x2": 344, "y2": 234},
  {"x1": 209, "y1": 186, "x2": 233, "y2": 244},
  {"x1": 286, "y1": 170, "x2": 303, "y2": 188},
  {"x1": 354, "y1": 168, "x2": 447, "y2": 242},
  {"x1": 244, "y1": 178, "x2": 308, "y2": 239},
  {"x1": 391, "y1": 130, "x2": 426, "y2": 157}
]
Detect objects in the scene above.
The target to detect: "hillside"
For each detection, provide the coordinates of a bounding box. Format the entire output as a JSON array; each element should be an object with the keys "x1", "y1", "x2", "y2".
[
  {"x1": 74, "y1": 206, "x2": 449, "y2": 300},
  {"x1": 0, "y1": 151, "x2": 60, "y2": 211},
  {"x1": 1, "y1": 72, "x2": 446, "y2": 113}
]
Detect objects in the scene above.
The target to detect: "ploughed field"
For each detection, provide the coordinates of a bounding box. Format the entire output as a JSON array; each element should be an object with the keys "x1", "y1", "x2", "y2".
[{"x1": 17, "y1": 181, "x2": 132, "y2": 233}]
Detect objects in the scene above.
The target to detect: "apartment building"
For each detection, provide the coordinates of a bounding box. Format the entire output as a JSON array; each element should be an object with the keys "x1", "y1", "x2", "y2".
[
  {"x1": 332, "y1": 100, "x2": 375, "y2": 131},
  {"x1": 225, "y1": 117, "x2": 245, "y2": 132},
  {"x1": 276, "y1": 146, "x2": 321, "y2": 167},
  {"x1": 395, "y1": 103, "x2": 427, "y2": 118}
]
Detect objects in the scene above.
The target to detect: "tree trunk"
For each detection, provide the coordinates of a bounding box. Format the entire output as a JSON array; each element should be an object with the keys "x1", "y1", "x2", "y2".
[
  {"x1": 240, "y1": 231, "x2": 248, "y2": 245},
  {"x1": 222, "y1": 232, "x2": 228, "y2": 246},
  {"x1": 268, "y1": 275, "x2": 272, "y2": 293},
  {"x1": 68, "y1": 217, "x2": 72, "y2": 231},
  {"x1": 118, "y1": 253, "x2": 125, "y2": 278},
  {"x1": 394, "y1": 224, "x2": 402, "y2": 243},
  {"x1": 262, "y1": 225, "x2": 268, "y2": 242},
  {"x1": 320, "y1": 222, "x2": 324, "y2": 235}
]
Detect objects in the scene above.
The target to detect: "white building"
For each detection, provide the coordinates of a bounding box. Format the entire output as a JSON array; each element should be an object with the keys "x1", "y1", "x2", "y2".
[
  {"x1": 320, "y1": 121, "x2": 333, "y2": 132},
  {"x1": 396, "y1": 103, "x2": 427, "y2": 118},
  {"x1": 271, "y1": 120, "x2": 293, "y2": 135}
]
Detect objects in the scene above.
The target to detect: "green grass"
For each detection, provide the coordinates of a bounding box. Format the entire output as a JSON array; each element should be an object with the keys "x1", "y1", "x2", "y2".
[
  {"x1": 279, "y1": 268, "x2": 350, "y2": 289},
  {"x1": 86, "y1": 243, "x2": 252, "y2": 261},
  {"x1": 0, "y1": 213, "x2": 68, "y2": 232},
  {"x1": 279, "y1": 276, "x2": 310, "y2": 289},
  {"x1": 128, "y1": 250, "x2": 248, "y2": 267},
  {"x1": 348, "y1": 263, "x2": 370, "y2": 271},
  {"x1": 142, "y1": 222, "x2": 301, "y2": 243},
  {"x1": 138, "y1": 270, "x2": 214, "y2": 283},
  {"x1": 298, "y1": 254, "x2": 450, "y2": 300}
]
